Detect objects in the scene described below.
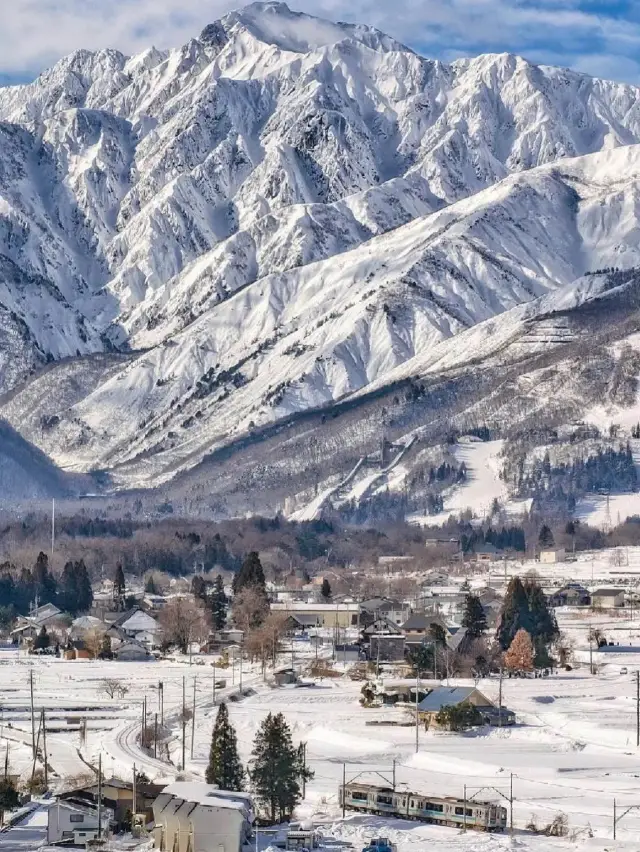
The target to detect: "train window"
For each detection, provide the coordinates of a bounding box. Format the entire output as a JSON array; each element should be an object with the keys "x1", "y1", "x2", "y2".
[
  {"x1": 377, "y1": 795, "x2": 393, "y2": 805},
  {"x1": 410, "y1": 800, "x2": 415, "y2": 808},
  {"x1": 401, "y1": 799, "x2": 406, "y2": 807},
  {"x1": 466, "y1": 809, "x2": 472, "y2": 817},
  {"x1": 455, "y1": 807, "x2": 474, "y2": 817},
  {"x1": 424, "y1": 802, "x2": 443, "y2": 813},
  {"x1": 351, "y1": 792, "x2": 368, "y2": 801}
]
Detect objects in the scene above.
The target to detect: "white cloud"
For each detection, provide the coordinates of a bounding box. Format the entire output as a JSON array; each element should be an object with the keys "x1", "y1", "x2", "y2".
[{"x1": 1, "y1": 0, "x2": 640, "y2": 85}]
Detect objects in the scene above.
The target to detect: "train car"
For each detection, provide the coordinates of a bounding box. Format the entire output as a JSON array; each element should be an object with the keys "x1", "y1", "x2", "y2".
[{"x1": 340, "y1": 782, "x2": 507, "y2": 832}]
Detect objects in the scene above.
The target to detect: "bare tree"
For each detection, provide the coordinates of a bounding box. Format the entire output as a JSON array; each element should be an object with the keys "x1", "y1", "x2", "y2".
[
  {"x1": 100, "y1": 678, "x2": 127, "y2": 699},
  {"x1": 84, "y1": 627, "x2": 107, "y2": 660},
  {"x1": 231, "y1": 586, "x2": 269, "y2": 633},
  {"x1": 160, "y1": 596, "x2": 210, "y2": 654}
]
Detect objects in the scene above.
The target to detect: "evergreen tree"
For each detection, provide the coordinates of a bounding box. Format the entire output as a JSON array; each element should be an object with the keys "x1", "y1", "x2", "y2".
[
  {"x1": 320, "y1": 578, "x2": 332, "y2": 600},
  {"x1": 497, "y1": 577, "x2": 530, "y2": 650},
  {"x1": 144, "y1": 574, "x2": 158, "y2": 595},
  {"x1": 191, "y1": 575, "x2": 208, "y2": 601},
  {"x1": 59, "y1": 560, "x2": 93, "y2": 615},
  {"x1": 538, "y1": 525, "x2": 555, "y2": 548},
  {"x1": 524, "y1": 578, "x2": 558, "y2": 645},
  {"x1": 33, "y1": 552, "x2": 56, "y2": 605},
  {"x1": 428, "y1": 623, "x2": 447, "y2": 646},
  {"x1": 461, "y1": 594, "x2": 488, "y2": 639},
  {"x1": 233, "y1": 552, "x2": 266, "y2": 595},
  {"x1": 250, "y1": 712, "x2": 313, "y2": 823},
  {"x1": 0, "y1": 777, "x2": 19, "y2": 823},
  {"x1": 205, "y1": 703, "x2": 244, "y2": 790},
  {"x1": 113, "y1": 564, "x2": 126, "y2": 608},
  {"x1": 33, "y1": 626, "x2": 50, "y2": 650},
  {"x1": 210, "y1": 575, "x2": 227, "y2": 630},
  {"x1": 74, "y1": 560, "x2": 93, "y2": 614}
]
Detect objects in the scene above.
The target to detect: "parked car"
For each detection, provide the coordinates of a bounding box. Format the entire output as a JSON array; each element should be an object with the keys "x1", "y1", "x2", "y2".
[{"x1": 620, "y1": 667, "x2": 628, "y2": 675}]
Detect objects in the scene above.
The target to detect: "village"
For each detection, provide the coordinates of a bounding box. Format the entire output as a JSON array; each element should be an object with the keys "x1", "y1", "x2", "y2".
[{"x1": 0, "y1": 539, "x2": 640, "y2": 852}]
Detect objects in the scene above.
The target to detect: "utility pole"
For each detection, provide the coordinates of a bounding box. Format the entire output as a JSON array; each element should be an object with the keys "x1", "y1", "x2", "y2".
[
  {"x1": 212, "y1": 664, "x2": 216, "y2": 705},
  {"x1": 182, "y1": 676, "x2": 186, "y2": 770},
  {"x1": 342, "y1": 763, "x2": 346, "y2": 818},
  {"x1": 4, "y1": 742, "x2": 8, "y2": 779},
  {"x1": 463, "y1": 784, "x2": 467, "y2": 832},
  {"x1": 154, "y1": 713, "x2": 158, "y2": 760},
  {"x1": 159, "y1": 681, "x2": 164, "y2": 725},
  {"x1": 392, "y1": 759, "x2": 396, "y2": 791},
  {"x1": 613, "y1": 799, "x2": 617, "y2": 840},
  {"x1": 132, "y1": 763, "x2": 137, "y2": 826},
  {"x1": 191, "y1": 677, "x2": 197, "y2": 759},
  {"x1": 510, "y1": 773, "x2": 514, "y2": 836},
  {"x1": 415, "y1": 672, "x2": 420, "y2": 753},
  {"x1": 29, "y1": 669, "x2": 36, "y2": 760},
  {"x1": 498, "y1": 661, "x2": 504, "y2": 728},
  {"x1": 41, "y1": 709, "x2": 48, "y2": 791},
  {"x1": 51, "y1": 498, "x2": 55, "y2": 558},
  {"x1": 239, "y1": 640, "x2": 243, "y2": 692},
  {"x1": 97, "y1": 753, "x2": 102, "y2": 840},
  {"x1": 636, "y1": 669, "x2": 640, "y2": 748}
]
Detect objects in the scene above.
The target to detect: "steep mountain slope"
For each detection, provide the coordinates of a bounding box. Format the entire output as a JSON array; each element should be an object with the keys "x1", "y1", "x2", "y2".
[
  {"x1": 4, "y1": 144, "x2": 640, "y2": 490},
  {"x1": 3, "y1": 3, "x2": 640, "y2": 501}
]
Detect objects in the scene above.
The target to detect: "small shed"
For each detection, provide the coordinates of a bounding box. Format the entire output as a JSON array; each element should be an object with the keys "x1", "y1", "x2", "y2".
[
  {"x1": 274, "y1": 667, "x2": 298, "y2": 686},
  {"x1": 540, "y1": 548, "x2": 566, "y2": 564},
  {"x1": 591, "y1": 588, "x2": 625, "y2": 609},
  {"x1": 116, "y1": 640, "x2": 151, "y2": 661}
]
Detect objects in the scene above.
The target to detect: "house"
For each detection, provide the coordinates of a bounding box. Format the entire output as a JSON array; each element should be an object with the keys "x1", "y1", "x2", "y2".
[
  {"x1": 416, "y1": 686, "x2": 494, "y2": 724},
  {"x1": 206, "y1": 629, "x2": 245, "y2": 652},
  {"x1": 540, "y1": 548, "x2": 566, "y2": 564},
  {"x1": 549, "y1": 583, "x2": 590, "y2": 607},
  {"x1": 10, "y1": 602, "x2": 63, "y2": 642},
  {"x1": 271, "y1": 602, "x2": 360, "y2": 628},
  {"x1": 109, "y1": 608, "x2": 162, "y2": 647},
  {"x1": 70, "y1": 615, "x2": 106, "y2": 640},
  {"x1": 378, "y1": 680, "x2": 432, "y2": 705},
  {"x1": 471, "y1": 543, "x2": 500, "y2": 563},
  {"x1": 47, "y1": 798, "x2": 114, "y2": 845},
  {"x1": 334, "y1": 644, "x2": 362, "y2": 663},
  {"x1": 152, "y1": 782, "x2": 253, "y2": 852},
  {"x1": 591, "y1": 588, "x2": 625, "y2": 609},
  {"x1": 360, "y1": 598, "x2": 411, "y2": 626},
  {"x1": 400, "y1": 613, "x2": 451, "y2": 646},
  {"x1": 369, "y1": 634, "x2": 406, "y2": 662},
  {"x1": 116, "y1": 640, "x2": 151, "y2": 661},
  {"x1": 60, "y1": 777, "x2": 163, "y2": 828}
]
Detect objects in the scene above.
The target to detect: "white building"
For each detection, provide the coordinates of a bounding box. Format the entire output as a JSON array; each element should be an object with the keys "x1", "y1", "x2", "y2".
[
  {"x1": 271, "y1": 601, "x2": 361, "y2": 628},
  {"x1": 48, "y1": 799, "x2": 112, "y2": 845},
  {"x1": 152, "y1": 782, "x2": 253, "y2": 852},
  {"x1": 539, "y1": 548, "x2": 566, "y2": 564}
]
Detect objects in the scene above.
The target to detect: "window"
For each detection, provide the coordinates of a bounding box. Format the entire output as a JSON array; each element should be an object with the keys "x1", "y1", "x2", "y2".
[
  {"x1": 351, "y1": 615, "x2": 358, "y2": 625},
  {"x1": 424, "y1": 802, "x2": 444, "y2": 813},
  {"x1": 455, "y1": 807, "x2": 473, "y2": 817},
  {"x1": 69, "y1": 815, "x2": 84, "y2": 823},
  {"x1": 377, "y1": 795, "x2": 393, "y2": 805},
  {"x1": 351, "y1": 791, "x2": 368, "y2": 802}
]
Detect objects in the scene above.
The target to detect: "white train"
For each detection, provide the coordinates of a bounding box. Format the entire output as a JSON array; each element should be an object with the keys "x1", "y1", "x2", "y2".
[{"x1": 340, "y1": 782, "x2": 507, "y2": 832}]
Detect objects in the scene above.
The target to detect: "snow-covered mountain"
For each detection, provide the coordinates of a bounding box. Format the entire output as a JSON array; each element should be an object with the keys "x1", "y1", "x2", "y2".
[{"x1": 3, "y1": 2, "x2": 640, "y2": 504}]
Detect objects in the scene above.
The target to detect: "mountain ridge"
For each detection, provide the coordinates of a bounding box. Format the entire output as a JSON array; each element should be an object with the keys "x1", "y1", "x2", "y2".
[{"x1": 2, "y1": 2, "x2": 640, "y2": 510}]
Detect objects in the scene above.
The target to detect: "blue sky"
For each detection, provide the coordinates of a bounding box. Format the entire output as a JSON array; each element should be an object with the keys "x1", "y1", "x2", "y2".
[{"x1": 2, "y1": 0, "x2": 640, "y2": 85}]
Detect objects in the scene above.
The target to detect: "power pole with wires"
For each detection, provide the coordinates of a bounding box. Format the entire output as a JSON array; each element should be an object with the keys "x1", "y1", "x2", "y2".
[
  {"x1": 41, "y1": 709, "x2": 48, "y2": 791},
  {"x1": 182, "y1": 676, "x2": 186, "y2": 770},
  {"x1": 97, "y1": 753, "x2": 102, "y2": 839},
  {"x1": 191, "y1": 677, "x2": 197, "y2": 759},
  {"x1": 29, "y1": 669, "x2": 36, "y2": 760}
]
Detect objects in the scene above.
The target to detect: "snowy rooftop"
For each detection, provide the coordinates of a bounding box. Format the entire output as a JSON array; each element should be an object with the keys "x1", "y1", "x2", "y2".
[
  {"x1": 162, "y1": 782, "x2": 253, "y2": 811},
  {"x1": 272, "y1": 602, "x2": 360, "y2": 612}
]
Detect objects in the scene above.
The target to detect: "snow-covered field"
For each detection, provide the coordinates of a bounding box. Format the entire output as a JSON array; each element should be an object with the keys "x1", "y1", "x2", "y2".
[{"x1": 2, "y1": 602, "x2": 640, "y2": 851}]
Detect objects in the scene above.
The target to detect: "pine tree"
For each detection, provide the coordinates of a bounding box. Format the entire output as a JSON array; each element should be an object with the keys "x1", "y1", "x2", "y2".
[
  {"x1": 211, "y1": 575, "x2": 227, "y2": 630},
  {"x1": 75, "y1": 560, "x2": 93, "y2": 614},
  {"x1": 497, "y1": 576, "x2": 530, "y2": 650},
  {"x1": 320, "y1": 578, "x2": 332, "y2": 600},
  {"x1": 33, "y1": 626, "x2": 50, "y2": 650},
  {"x1": 144, "y1": 574, "x2": 158, "y2": 595},
  {"x1": 0, "y1": 777, "x2": 19, "y2": 823},
  {"x1": 205, "y1": 703, "x2": 244, "y2": 791},
  {"x1": 503, "y1": 629, "x2": 534, "y2": 672},
  {"x1": 538, "y1": 525, "x2": 555, "y2": 548},
  {"x1": 250, "y1": 712, "x2": 313, "y2": 823},
  {"x1": 461, "y1": 594, "x2": 487, "y2": 639},
  {"x1": 191, "y1": 575, "x2": 208, "y2": 601},
  {"x1": 524, "y1": 578, "x2": 558, "y2": 645},
  {"x1": 33, "y1": 552, "x2": 56, "y2": 605},
  {"x1": 113, "y1": 564, "x2": 126, "y2": 609},
  {"x1": 233, "y1": 552, "x2": 266, "y2": 595}
]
